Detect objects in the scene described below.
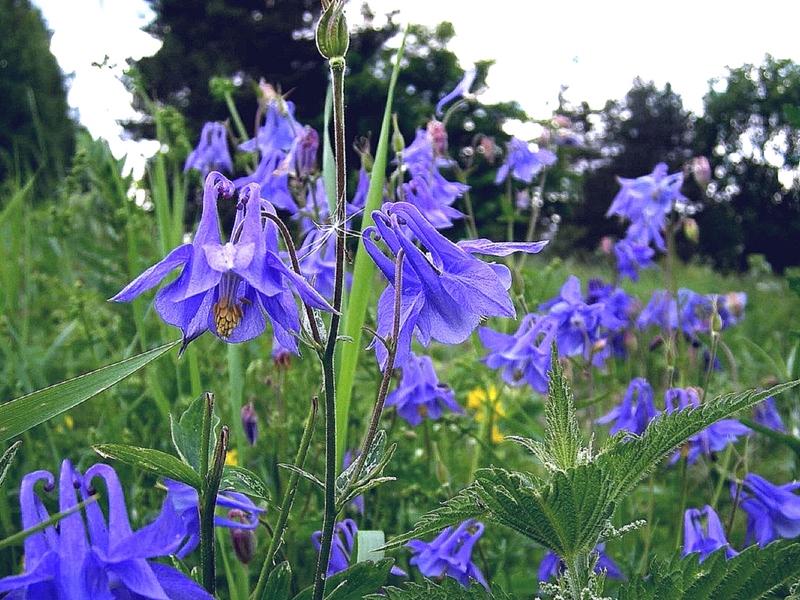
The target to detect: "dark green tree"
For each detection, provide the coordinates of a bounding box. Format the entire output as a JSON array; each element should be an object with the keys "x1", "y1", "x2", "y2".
[
  {"x1": 0, "y1": 0, "x2": 76, "y2": 195},
  {"x1": 569, "y1": 79, "x2": 695, "y2": 255},
  {"x1": 694, "y1": 54, "x2": 800, "y2": 272}
]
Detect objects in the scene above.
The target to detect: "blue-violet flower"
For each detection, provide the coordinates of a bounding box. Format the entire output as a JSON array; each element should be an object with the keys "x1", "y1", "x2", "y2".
[{"x1": 407, "y1": 520, "x2": 488, "y2": 589}]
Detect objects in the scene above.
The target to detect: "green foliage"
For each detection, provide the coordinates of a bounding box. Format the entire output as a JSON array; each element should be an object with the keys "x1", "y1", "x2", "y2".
[
  {"x1": 373, "y1": 578, "x2": 520, "y2": 600},
  {"x1": 618, "y1": 540, "x2": 800, "y2": 600},
  {"x1": 293, "y1": 559, "x2": 395, "y2": 600},
  {"x1": 92, "y1": 442, "x2": 203, "y2": 488},
  {"x1": 696, "y1": 55, "x2": 800, "y2": 272},
  {"x1": 261, "y1": 561, "x2": 292, "y2": 600},
  {"x1": 0, "y1": 0, "x2": 76, "y2": 196},
  {"x1": 0, "y1": 340, "x2": 179, "y2": 443}
]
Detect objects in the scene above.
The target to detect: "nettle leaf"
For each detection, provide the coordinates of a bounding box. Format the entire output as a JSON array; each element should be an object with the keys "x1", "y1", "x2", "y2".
[
  {"x1": 542, "y1": 343, "x2": 583, "y2": 471},
  {"x1": 170, "y1": 392, "x2": 219, "y2": 473},
  {"x1": 292, "y1": 558, "x2": 394, "y2": 600},
  {"x1": 371, "y1": 578, "x2": 520, "y2": 599},
  {"x1": 220, "y1": 465, "x2": 270, "y2": 501},
  {"x1": 599, "y1": 381, "x2": 800, "y2": 503},
  {"x1": 383, "y1": 484, "x2": 486, "y2": 550},
  {"x1": 619, "y1": 540, "x2": 800, "y2": 600},
  {"x1": 474, "y1": 464, "x2": 614, "y2": 559},
  {"x1": 93, "y1": 443, "x2": 202, "y2": 489}
]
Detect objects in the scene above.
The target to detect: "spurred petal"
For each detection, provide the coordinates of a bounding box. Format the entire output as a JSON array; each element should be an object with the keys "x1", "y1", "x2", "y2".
[{"x1": 110, "y1": 244, "x2": 192, "y2": 302}]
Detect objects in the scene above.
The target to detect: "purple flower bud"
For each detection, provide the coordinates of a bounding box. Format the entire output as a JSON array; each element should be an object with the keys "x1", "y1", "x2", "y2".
[
  {"x1": 241, "y1": 401, "x2": 259, "y2": 446},
  {"x1": 228, "y1": 509, "x2": 258, "y2": 564}
]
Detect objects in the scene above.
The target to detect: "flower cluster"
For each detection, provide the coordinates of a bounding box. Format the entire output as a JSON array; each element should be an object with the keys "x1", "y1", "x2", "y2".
[
  {"x1": 184, "y1": 121, "x2": 234, "y2": 177},
  {"x1": 538, "y1": 543, "x2": 624, "y2": 583},
  {"x1": 737, "y1": 473, "x2": 800, "y2": 547}
]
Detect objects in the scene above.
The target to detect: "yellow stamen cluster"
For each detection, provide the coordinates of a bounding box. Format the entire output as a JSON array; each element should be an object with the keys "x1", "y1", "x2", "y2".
[{"x1": 213, "y1": 296, "x2": 244, "y2": 339}]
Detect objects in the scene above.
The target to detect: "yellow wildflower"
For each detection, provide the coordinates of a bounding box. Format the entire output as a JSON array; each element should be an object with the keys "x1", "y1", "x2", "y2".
[{"x1": 225, "y1": 449, "x2": 239, "y2": 466}]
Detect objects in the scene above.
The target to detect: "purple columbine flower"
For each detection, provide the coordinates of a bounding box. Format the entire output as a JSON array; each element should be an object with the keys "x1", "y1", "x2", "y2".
[
  {"x1": 0, "y1": 460, "x2": 215, "y2": 599},
  {"x1": 400, "y1": 175, "x2": 464, "y2": 229},
  {"x1": 386, "y1": 352, "x2": 463, "y2": 426},
  {"x1": 362, "y1": 202, "x2": 547, "y2": 369},
  {"x1": 111, "y1": 172, "x2": 332, "y2": 354},
  {"x1": 435, "y1": 66, "x2": 477, "y2": 116},
  {"x1": 664, "y1": 387, "x2": 751, "y2": 464},
  {"x1": 683, "y1": 505, "x2": 738, "y2": 562},
  {"x1": 607, "y1": 163, "x2": 686, "y2": 252},
  {"x1": 494, "y1": 136, "x2": 557, "y2": 184},
  {"x1": 184, "y1": 121, "x2": 234, "y2": 177},
  {"x1": 313, "y1": 519, "x2": 406, "y2": 578},
  {"x1": 407, "y1": 520, "x2": 488, "y2": 589},
  {"x1": 614, "y1": 238, "x2": 655, "y2": 282},
  {"x1": 737, "y1": 473, "x2": 800, "y2": 547},
  {"x1": 279, "y1": 125, "x2": 319, "y2": 178},
  {"x1": 539, "y1": 276, "x2": 625, "y2": 366},
  {"x1": 162, "y1": 478, "x2": 266, "y2": 559},
  {"x1": 478, "y1": 313, "x2": 557, "y2": 394},
  {"x1": 538, "y1": 543, "x2": 625, "y2": 583},
  {"x1": 753, "y1": 396, "x2": 785, "y2": 432},
  {"x1": 239, "y1": 96, "x2": 302, "y2": 158},
  {"x1": 597, "y1": 377, "x2": 660, "y2": 436}
]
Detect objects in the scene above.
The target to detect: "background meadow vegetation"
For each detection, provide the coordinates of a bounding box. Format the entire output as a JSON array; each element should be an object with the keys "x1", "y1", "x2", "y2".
[{"x1": 2, "y1": 1, "x2": 800, "y2": 598}]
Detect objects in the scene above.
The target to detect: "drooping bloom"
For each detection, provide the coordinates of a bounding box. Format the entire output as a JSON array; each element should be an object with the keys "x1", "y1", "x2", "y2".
[
  {"x1": 407, "y1": 520, "x2": 488, "y2": 589},
  {"x1": 494, "y1": 136, "x2": 557, "y2": 184},
  {"x1": 162, "y1": 478, "x2": 265, "y2": 559},
  {"x1": 363, "y1": 202, "x2": 548, "y2": 368},
  {"x1": 538, "y1": 275, "x2": 626, "y2": 366},
  {"x1": 664, "y1": 387, "x2": 751, "y2": 464},
  {"x1": 184, "y1": 121, "x2": 233, "y2": 176},
  {"x1": 683, "y1": 505, "x2": 738, "y2": 562},
  {"x1": 436, "y1": 66, "x2": 477, "y2": 116},
  {"x1": 538, "y1": 543, "x2": 624, "y2": 583},
  {"x1": 386, "y1": 352, "x2": 463, "y2": 426},
  {"x1": 111, "y1": 172, "x2": 332, "y2": 354},
  {"x1": 737, "y1": 473, "x2": 800, "y2": 547},
  {"x1": 607, "y1": 163, "x2": 687, "y2": 252},
  {"x1": 313, "y1": 519, "x2": 406, "y2": 578},
  {"x1": 753, "y1": 396, "x2": 785, "y2": 432},
  {"x1": 0, "y1": 460, "x2": 215, "y2": 599},
  {"x1": 241, "y1": 400, "x2": 259, "y2": 445},
  {"x1": 478, "y1": 313, "x2": 557, "y2": 394},
  {"x1": 596, "y1": 377, "x2": 660, "y2": 436},
  {"x1": 614, "y1": 238, "x2": 655, "y2": 281}
]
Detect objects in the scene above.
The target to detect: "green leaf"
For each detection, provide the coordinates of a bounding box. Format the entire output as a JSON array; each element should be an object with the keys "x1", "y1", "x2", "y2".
[
  {"x1": 336, "y1": 431, "x2": 396, "y2": 508},
  {"x1": 278, "y1": 463, "x2": 324, "y2": 489},
  {"x1": 619, "y1": 540, "x2": 800, "y2": 600},
  {"x1": 0, "y1": 340, "x2": 179, "y2": 442},
  {"x1": 783, "y1": 103, "x2": 800, "y2": 127},
  {"x1": 372, "y1": 578, "x2": 520, "y2": 599},
  {"x1": 542, "y1": 342, "x2": 583, "y2": 471},
  {"x1": 383, "y1": 484, "x2": 486, "y2": 550},
  {"x1": 335, "y1": 26, "x2": 410, "y2": 466},
  {"x1": 599, "y1": 381, "x2": 800, "y2": 503},
  {"x1": 474, "y1": 465, "x2": 614, "y2": 559},
  {"x1": 220, "y1": 465, "x2": 270, "y2": 501},
  {"x1": 355, "y1": 530, "x2": 386, "y2": 564},
  {"x1": 0, "y1": 441, "x2": 22, "y2": 488},
  {"x1": 92, "y1": 443, "x2": 202, "y2": 489},
  {"x1": 260, "y1": 561, "x2": 292, "y2": 600},
  {"x1": 292, "y1": 558, "x2": 394, "y2": 600},
  {"x1": 170, "y1": 392, "x2": 219, "y2": 473}
]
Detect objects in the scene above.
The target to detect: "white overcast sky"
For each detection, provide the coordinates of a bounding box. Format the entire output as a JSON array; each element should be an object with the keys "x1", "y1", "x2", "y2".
[{"x1": 33, "y1": 0, "x2": 800, "y2": 171}]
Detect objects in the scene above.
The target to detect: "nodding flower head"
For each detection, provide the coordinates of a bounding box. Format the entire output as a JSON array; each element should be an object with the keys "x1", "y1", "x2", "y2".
[{"x1": 111, "y1": 172, "x2": 332, "y2": 354}]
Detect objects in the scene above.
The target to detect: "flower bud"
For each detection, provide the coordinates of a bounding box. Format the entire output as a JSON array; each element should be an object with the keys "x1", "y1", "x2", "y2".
[
  {"x1": 241, "y1": 400, "x2": 259, "y2": 446},
  {"x1": 296, "y1": 126, "x2": 319, "y2": 177},
  {"x1": 316, "y1": 0, "x2": 349, "y2": 60},
  {"x1": 683, "y1": 217, "x2": 699, "y2": 244},
  {"x1": 228, "y1": 509, "x2": 258, "y2": 565},
  {"x1": 391, "y1": 114, "x2": 405, "y2": 155},
  {"x1": 691, "y1": 156, "x2": 711, "y2": 188},
  {"x1": 353, "y1": 135, "x2": 373, "y2": 172},
  {"x1": 426, "y1": 120, "x2": 448, "y2": 159}
]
